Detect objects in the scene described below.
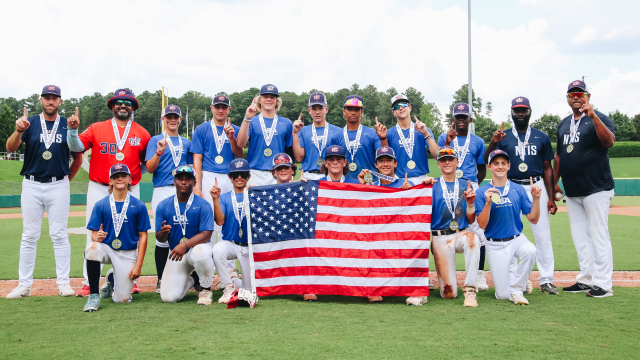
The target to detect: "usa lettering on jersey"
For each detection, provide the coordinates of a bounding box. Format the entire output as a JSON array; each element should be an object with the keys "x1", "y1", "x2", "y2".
[
  {"x1": 173, "y1": 215, "x2": 189, "y2": 223},
  {"x1": 515, "y1": 145, "x2": 537, "y2": 156},
  {"x1": 494, "y1": 197, "x2": 512, "y2": 206}
]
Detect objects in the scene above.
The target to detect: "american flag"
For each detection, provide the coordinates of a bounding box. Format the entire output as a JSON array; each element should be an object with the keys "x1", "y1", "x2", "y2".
[{"x1": 248, "y1": 180, "x2": 432, "y2": 298}]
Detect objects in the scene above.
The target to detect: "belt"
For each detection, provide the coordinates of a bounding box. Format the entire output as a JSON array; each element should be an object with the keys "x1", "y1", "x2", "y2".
[
  {"x1": 25, "y1": 175, "x2": 66, "y2": 183},
  {"x1": 486, "y1": 234, "x2": 520, "y2": 242},
  {"x1": 307, "y1": 170, "x2": 323, "y2": 174},
  {"x1": 510, "y1": 176, "x2": 542, "y2": 185},
  {"x1": 232, "y1": 240, "x2": 248, "y2": 247},
  {"x1": 431, "y1": 228, "x2": 467, "y2": 236}
]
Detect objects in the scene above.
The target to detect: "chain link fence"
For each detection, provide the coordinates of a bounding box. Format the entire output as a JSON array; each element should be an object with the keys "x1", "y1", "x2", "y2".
[{"x1": 0, "y1": 181, "x2": 88, "y2": 195}]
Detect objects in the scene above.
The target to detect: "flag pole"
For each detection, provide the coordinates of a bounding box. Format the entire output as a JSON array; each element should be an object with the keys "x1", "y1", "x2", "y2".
[
  {"x1": 244, "y1": 188, "x2": 257, "y2": 295},
  {"x1": 161, "y1": 86, "x2": 166, "y2": 133}
]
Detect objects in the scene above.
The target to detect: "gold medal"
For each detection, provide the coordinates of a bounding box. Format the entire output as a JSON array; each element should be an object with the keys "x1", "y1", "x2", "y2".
[
  {"x1": 349, "y1": 162, "x2": 357, "y2": 172},
  {"x1": 316, "y1": 159, "x2": 324, "y2": 167},
  {"x1": 449, "y1": 221, "x2": 459, "y2": 231},
  {"x1": 115, "y1": 152, "x2": 125, "y2": 161},
  {"x1": 42, "y1": 151, "x2": 52, "y2": 160},
  {"x1": 567, "y1": 144, "x2": 574, "y2": 153},
  {"x1": 518, "y1": 163, "x2": 528, "y2": 172},
  {"x1": 491, "y1": 193, "x2": 501, "y2": 204},
  {"x1": 364, "y1": 173, "x2": 373, "y2": 183},
  {"x1": 239, "y1": 228, "x2": 243, "y2": 238},
  {"x1": 455, "y1": 169, "x2": 464, "y2": 178},
  {"x1": 112, "y1": 239, "x2": 122, "y2": 249},
  {"x1": 180, "y1": 237, "x2": 188, "y2": 243},
  {"x1": 263, "y1": 148, "x2": 272, "y2": 157},
  {"x1": 215, "y1": 155, "x2": 224, "y2": 164},
  {"x1": 407, "y1": 160, "x2": 416, "y2": 170}
]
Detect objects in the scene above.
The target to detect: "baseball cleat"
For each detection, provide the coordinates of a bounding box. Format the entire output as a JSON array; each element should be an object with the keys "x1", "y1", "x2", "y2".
[
  {"x1": 540, "y1": 283, "x2": 559, "y2": 295},
  {"x1": 406, "y1": 296, "x2": 427, "y2": 306},
  {"x1": 132, "y1": 283, "x2": 142, "y2": 294},
  {"x1": 212, "y1": 275, "x2": 222, "y2": 291},
  {"x1": 156, "y1": 280, "x2": 162, "y2": 294},
  {"x1": 303, "y1": 294, "x2": 317, "y2": 301},
  {"x1": 526, "y1": 280, "x2": 533, "y2": 294},
  {"x1": 510, "y1": 293, "x2": 529, "y2": 305},
  {"x1": 586, "y1": 286, "x2": 613, "y2": 298},
  {"x1": 6, "y1": 285, "x2": 31, "y2": 299},
  {"x1": 83, "y1": 294, "x2": 101, "y2": 312},
  {"x1": 197, "y1": 290, "x2": 213, "y2": 305},
  {"x1": 100, "y1": 269, "x2": 114, "y2": 299},
  {"x1": 368, "y1": 296, "x2": 383, "y2": 302},
  {"x1": 58, "y1": 284, "x2": 75, "y2": 297},
  {"x1": 76, "y1": 285, "x2": 91, "y2": 297},
  {"x1": 429, "y1": 282, "x2": 435, "y2": 291},
  {"x1": 463, "y1": 288, "x2": 478, "y2": 307},
  {"x1": 476, "y1": 270, "x2": 489, "y2": 291},
  {"x1": 562, "y1": 282, "x2": 592, "y2": 293},
  {"x1": 219, "y1": 286, "x2": 235, "y2": 304}
]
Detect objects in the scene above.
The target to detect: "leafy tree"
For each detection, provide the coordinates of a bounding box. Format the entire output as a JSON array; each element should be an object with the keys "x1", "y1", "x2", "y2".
[
  {"x1": 631, "y1": 114, "x2": 640, "y2": 141},
  {"x1": 23, "y1": 94, "x2": 42, "y2": 114},
  {"x1": 0, "y1": 104, "x2": 14, "y2": 152},
  {"x1": 608, "y1": 110, "x2": 636, "y2": 141},
  {"x1": 418, "y1": 102, "x2": 444, "y2": 139},
  {"x1": 473, "y1": 114, "x2": 499, "y2": 143},
  {"x1": 445, "y1": 84, "x2": 483, "y2": 120},
  {"x1": 531, "y1": 113, "x2": 561, "y2": 143}
]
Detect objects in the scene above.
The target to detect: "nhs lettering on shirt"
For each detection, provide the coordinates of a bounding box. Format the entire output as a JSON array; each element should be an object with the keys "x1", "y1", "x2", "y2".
[
  {"x1": 563, "y1": 133, "x2": 580, "y2": 145},
  {"x1": 515, "y1": 145, "x2": 537, "y2": 156},
  {"x1": 39, "y1": 133, "x2": 63, "y2": 143}
]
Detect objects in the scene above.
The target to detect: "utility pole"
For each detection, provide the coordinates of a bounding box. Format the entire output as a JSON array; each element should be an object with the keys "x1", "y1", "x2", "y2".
[{"x1": 468, "y1": 0, "x2": 475, "y2": 135}]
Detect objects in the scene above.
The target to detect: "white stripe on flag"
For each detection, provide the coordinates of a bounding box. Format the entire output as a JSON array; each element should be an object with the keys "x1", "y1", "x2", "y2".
[
  {"x1": 254, "y1": 257, "x2": 428, "y2": 270},
  {"x1": 317, "y1": 204, "x2": 432, "y2": 216},
  {"x1": 319, "y1": 187, "x2": 432, "y2": 201},
  {"x1": 253, "y1": 239, "x2": 430, "y2": 253},
  {"x1": 315, "y1": 221, "x2": 430, "y2": 233},
  {"x1": 257, "y1": 276, "x2": 429, "y2": 287}
]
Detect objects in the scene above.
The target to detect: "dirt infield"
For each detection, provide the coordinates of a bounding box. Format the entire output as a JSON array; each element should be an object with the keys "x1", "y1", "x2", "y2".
[{"x1": 2, "y1": 271, "x2": 638, "y2": 297}]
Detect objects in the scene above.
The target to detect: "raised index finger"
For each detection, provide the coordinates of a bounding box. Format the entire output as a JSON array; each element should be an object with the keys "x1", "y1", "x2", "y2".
[
  {"x1": 530, "y1": 176, "x2": 533, "y2": 186},
  {"x1": 450, "y1": 121, "x2": 455, "y2": 130},
  {"x1": 75, "y1": 107, "x2": 79, "y2": 118},
  {"x1": 500, "y1": 122, "x2": 504, "y2": 131},
  {"x1": 215, "y1": 178, "x2": 218, "y2": 186},
  {"x1": 467, "y1": 181, "x2": 471, "y2": 190},
  {"x1": 23, "y1": 107, "x2": 27, "y2": 119}
]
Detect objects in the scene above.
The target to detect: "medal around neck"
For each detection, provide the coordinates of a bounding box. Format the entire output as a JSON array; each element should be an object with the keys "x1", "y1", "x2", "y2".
[
  {"x1": 215, "y1": 155, "x2": 224, "y2": 164},
  {"x1": 239, "y1": 228, "x2": 243, "y2": 238},
  {"x1": 316, "y1": 158, "x2": 324, "y2": 167},
  {"x1": 263, "y1": 148, "x2": 272, "y2": 157},
  {"x1": 42, "y1": 151, "x2": 52, "y2": 160},
  {"x1": 407, "y1": 160, "x2": 416, "y2": 170},
  {"x1": 180, "y1": 237, "x2": 188, "y2": 243},
  {"x1": 115, "y1": 152, "x2": 125, "y2": 161},
  {"x1": 449, "y1": 221, "x2": 459, "y2": 231},
  {"x1": 491, "y1": 193, "x2": 501, "y2": 203},
  {"x1": 364, "y1": 173, "x2": 373, "y2": 183},
  {"x1": 39, "y1": 113, "x2": 60, "y2": 161},
  {"x1": 518, "y1": 163, "x2": 528, "y2": 172},
  {"x1": 348, "y1": 162, "x2": 357, "y2": 172},
  {"x1": 567, "y1": 144, "x2": 574, "y2": 153},
  {"x1": 455, "y1": 169, "x2": 464, "y2": 178},
  {"x1": 112, "y1": 239, "x2": 122, "y2": 249}
]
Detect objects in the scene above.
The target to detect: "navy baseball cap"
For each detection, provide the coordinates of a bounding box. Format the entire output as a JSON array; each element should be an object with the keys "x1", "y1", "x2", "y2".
[
  {"x1": 107, "y1": 89, "x2": 139, "y2": 110},
  {"x1": 229, "y1": 159, "x2": 250, "y2": 173},
  {"x1": 172, "y1": 165, "x2": 196, "y2": 179},
  {"x1": 343, "y1": 95, "x2": 364, "y2": 108},
  {"x1": 212, "y1": 94, "x2": 231, "y2": 106},
  {"x1": 109, "y1": 163, "x2": 131, "y2": 178},
  {"x1": 437, "y1": 146, "x2": 458, "y2": 161},
  {"x1": 309, "y1": 92, "x2": 327, "y2": 107},
  {"x1": 260, "y1": 84, "x2": 279, "y2": 97},
  {"x1": 375, "y1": 146, "x2": 396, "y2": 161},
  {"x1": 390, "y1": 94, "x2": 410, "y2": 107},
  {"x1": 488, "y1": 149, "x2": 510, "y2": 164},
  {"x1": 41, "y1": 85, "x2": 61, "y2": 97},
  {"x1": 453, "y1": 103, "x2": 472, "y2": 117},
  {"x1": 164, "y1": 104, "x2": 182, "y2": 117},
  {"x1": 567, "y1": 80, "x2": 588, "y2": 93},
  {"x1": 324, "y1": 145, "x2": 346, "y2": 159},
  {"x1": 511, "y1": 97, "x2": 531, "y2": 109},
  {"x1": 272, "y1": 153, "x2": 293, "y2": 170}
]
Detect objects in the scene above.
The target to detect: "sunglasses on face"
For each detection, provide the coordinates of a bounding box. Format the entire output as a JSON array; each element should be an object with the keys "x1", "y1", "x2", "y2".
[
  {"x1": 114, "y1": 100, "x2": 133, "y2": 107},
  {"x1": 454, "y1": 115, "x2": 470, "y2": 121},
  {"x1": 567, "y1": 92, "x2": 587, "y2": 99},
  {"x1": 392, "y1": 102, "x2": 410, "y2": 111},
  {"x1": 230, "y1": 172, "x2": 250, "y2": 180},
  {"x1": 165, "y1": 114, "x2": 179, "y2": 120}
]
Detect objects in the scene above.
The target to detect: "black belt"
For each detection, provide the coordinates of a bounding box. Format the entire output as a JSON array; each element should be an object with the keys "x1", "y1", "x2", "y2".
[
  {"x1": 431, "y1": 228, "x2": 468, "y2": 236},
  {"x1": 232, "y1": 240, "x2": 248, "y2": 247},
  {"x1": 510, "y1": 176, "x2": 542, "y2": 185},
  {"x1": 486, "y1": 234, "x2": 520, "y2": 242},
  {"x1": 24, "y1": 175, "x2": 66, "y2": 183},
  {"x1": 307, "y1": 170, "x2": 323, "y2": 174}
]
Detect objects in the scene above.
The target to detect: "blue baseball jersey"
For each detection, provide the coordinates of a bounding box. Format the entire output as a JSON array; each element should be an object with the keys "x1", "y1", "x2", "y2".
[
  {"x1": 219, "y1": 192, "x2": 248, "y2": 244},
  {"x1": 327, "y1": 125, "x2": 381, "y2": 179},
  {"x1": 145, "y1": 135, "x2": 193, "y2": 187},
  {"x1": 475, "y1": 182, "x2": 532, "y2": 239},
  {"x1": 20, "y1": 115, "x2": 74, "y2": 178},
  {"x1": 154, "y1": 195, "x2": 214, "y2": 251},
  {"x1": 245, "y1": 116, "x2": 293, "y2": 171},
  {"x1": 371, "y1": 178, "x2": 414, "y2": 188},
  {"x1": 318, "y1": 176, "x2": 361, "y2": 184},
  {"x1": 437, "y1": 134, "x2": 485, "y2": 183},
  {"x1": 431, "y1": 179, "x2": 471, "y2": 231},
  {"x1": 496, "y1": 127, "x2": 553, "y2": 180},
  {"x1": 190, "y1": 122, "x2": 240, "y2": 173},
  {"x1": 298, "y1": 123, "x2": 342, "y2": 171},
  {"x1": 387, "y1": 126, "x2": 434, "y2": 178},
  {"x1": 87, "y1": 195, "x2": 151, "y2": 251}
]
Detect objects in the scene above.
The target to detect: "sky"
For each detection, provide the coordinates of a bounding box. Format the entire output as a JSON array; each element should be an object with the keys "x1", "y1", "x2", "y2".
[{"x1": 1, "y1": 0, "x2": 639, "y2": 123}]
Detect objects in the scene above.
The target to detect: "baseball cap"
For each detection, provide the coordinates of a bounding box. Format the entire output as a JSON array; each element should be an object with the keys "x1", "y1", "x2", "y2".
[
  {"x1": 343, "y1": 95, "x2": 364, "y2": 108},
  {"x1": 488, "y1": 149, "x2": 510, "y2": 164},
  {"x1": 41, "y1": 85, "x2": 61, "y2": 97},
  {"x1": 511, "y1": 97, "x2": 531, "y2": 109},
  {"x1": 212, "y1": 94, "x2": 231, "y2": 107},
  {"x1": 390, "y1": 94, "x2": 410, "y2": 107},
  {"x1": 375, "y1": 146, "x2": 396, "y2": 161},
  {"x1": 107, "y1": 89, "x2": 139, "y2": 110},
  {"x1": 567, "y1": 80, "x2": 588, "y2": 93},
  {"x1": 324, "y1": 145, "x2": 346, "y2": 159},
  {"x1": 260, "y1": 84, "x2": 279, "y2": 97},
  {"x1": 437, "y1": 146, "x2": 458, "y2": 161},
  {"x1": 172, "y1": 165, "x2": 196, "y2": 178},
  {"x1": 272, "y1": 153, "x2": 293, "y2": 170},
  {"x1": 229, "y1": 159, "x2": 250, "y2": 173},
  {"x1": 453, "y1": 103, "x2": 472, "y2": 117},
  {"x1": 164, "y1": 104, "x2": 182, "y2": 117},
  {"x1": 109, "y1": 163, "x2": 131, "y2": 178},
  {"x1": 309, "y1": 92, "x2": 327, "y2": 107}
]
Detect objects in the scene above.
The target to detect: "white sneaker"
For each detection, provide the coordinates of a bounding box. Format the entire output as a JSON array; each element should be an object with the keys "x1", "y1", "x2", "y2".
[
  {"x1": 6, "y1": 285, "x2": 31, "y2": 299},
  {"x1": 476, "y1": 270, "x2": 489, "y2": 291},
  {"x1": 510, "y1": 293, "x2": 529, "y2": 305},
  {"x1": 58, "y1": 284, "x2": 75, "y2": 297},
  {"x1": 219, "y1": 286, "x2": 235, "y2": 304},
  {"x1": 197, "y1": 290, "x2": 213, "y2": 305},
  {"x1": 463, "y1": 290, "x2": 478, "y2": 307},
  {"x1": 526, "y1": 280, "x2": 533, "y2": 294},
  {"x1": 406, "y1": 296, "x2": 428, "y2": 306}
]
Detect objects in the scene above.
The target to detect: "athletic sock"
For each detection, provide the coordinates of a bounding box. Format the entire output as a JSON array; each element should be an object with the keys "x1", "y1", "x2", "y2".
[
  {"x1": 190, "y1": 271, "x2": 200, "y2": 285},
  {"x1": 201, "y1": 287, "x2": 211, "y2": 291},
  {"x1": 155, "y1": 246, "x2": 170, "y2": 280},
  {"x1": 478, "y1": 245, "x2": 486, "y2": 271},
  {"x1": 87, "y1": 260, "x2": 101, "y2": 294}
]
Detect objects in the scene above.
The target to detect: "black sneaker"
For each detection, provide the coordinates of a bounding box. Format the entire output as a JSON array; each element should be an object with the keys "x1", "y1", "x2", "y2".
[
  {"x1": 562, "y1": 282, "x2": 592, "y2": 293},
  {"x1": 586, "y1": 286, "x2": 613, "y2": 298},
  {"x1": 540, "y1": 283, "x2": 559, "y2": 295}
]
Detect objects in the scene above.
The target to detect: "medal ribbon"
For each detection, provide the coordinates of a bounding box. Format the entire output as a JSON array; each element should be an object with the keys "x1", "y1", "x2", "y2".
[
  {"x1": 490, "y1": 180, "x2": 511, "y2": 199},
  {"x1": 311, "y1": 123, "x2": 329, "y2": 155},
  {"x1": 39, "y1": 113, "x2": 60, "y2": 150},
  {"x1": 259, "y1": 114, "x2": 279, "y2": 147},
  {"x1": 395, "y1": 123, "x2": 415, "y2": 159},
  {"x1": 109, "y1": 193, "x2": 130, "y2": 239},
  {"x1": 452, "y1": 135, "x2": 471, "y2": 169},
  {"x1": 440, "y1": 176, "x2": 459, "y2": 220},
  {"x1": 343, "y1": 124, "x2": 363, "y2": 163},
  {"x1": 111, "y1": 118, "x2": 133, "y2": 152},
  {"x1": 164, "y1": 132, "x2": 183, "y2": 167},
  {"x1": 569, "y1": 114, "x2": 584, "y2": 144},
  {"x1": 210, "y1": 120, "x2": 228, "y2": 155},
  {"x1": 511, "y1": 126, "x2": 531, "y2": 163},
  {"x1": 325, "y1": 175, "x2": 346, "y2": 183},
  {"x1": 230, "y1": 192, "x2": 246, "y2": 233},
  {"x1": 173, "y1": 193, "x2": 194, "y2": 237},
  {"x1": 370, "y1": 171, "x2": 396, "y2": 182}
]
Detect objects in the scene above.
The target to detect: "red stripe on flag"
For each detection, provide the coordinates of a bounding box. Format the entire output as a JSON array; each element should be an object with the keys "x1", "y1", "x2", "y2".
[
  {"x1": 255, "y1": 266, "x2": 429, "y2": 279},
  {"x1": 314, "y1": 230, "x2": 431, "y2": 242},
  {"x1": 318, "y1": 196, "x2": 432, "y2": 208},
  {"x1": 319, "y1": 181, "x2": 433, "y2": 193},
  {"x1": 253, "y1": 247, "x2": 430, "y2": 262},
  {"x1": 316, "y1": 213, "x2": 430, "y2": 225},
  {"x1": 256, "y1": 285, "x2": 430, "y2": 297}
]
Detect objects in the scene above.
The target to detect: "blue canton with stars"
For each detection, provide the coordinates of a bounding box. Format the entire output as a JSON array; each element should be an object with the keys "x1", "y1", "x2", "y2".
[{"x1": 248, "y1": 180, "x2": 320, "y2": 244}]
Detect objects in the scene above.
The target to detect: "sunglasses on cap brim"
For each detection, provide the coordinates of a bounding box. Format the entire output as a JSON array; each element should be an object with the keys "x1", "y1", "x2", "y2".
[
  {"x1": 229, "y1": 172, "x2": 250, "y2": 179},
  {"x1": 567, "y1": 92, "x2": 588, "y2": 98},
  {"x1": 437, "y1": 148, "x2": 457, "y2": 158}
]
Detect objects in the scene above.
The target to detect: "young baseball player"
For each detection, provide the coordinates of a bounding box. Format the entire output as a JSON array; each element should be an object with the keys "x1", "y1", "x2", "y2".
[
  {"x1": 67, "y1": 88, "x2": 151, "y2": 297},
  {"x1": 357, "y1": 146, "x2": 414, "y2": 189},
  {"x1": 407, "y1": 146, "x2": 480, "y2": 307},
  {"x1": 318, "y1": 145, "x2": 360, "y2": 184},
  {"x1": 292, "y1": 92, "x2": 342, "y2": 181},
  {"x1": 83, "y1": 164, "x2": 151, "y2": 312},
  {"x1": 475, "y1": 150, "x2": 541, "y2": 305},
  {"x1": 236, "y1": 84, "x2": 294, "y2": 186},
  {"x1": 438, "y1": 103, "x2": 489, "y2": 290},
  {"x1": 485, "y1": 97, "x2": 558, "y2": 295},
  {"x1": 326, "y1": 95, "x2": 388, "y2": 179},
  {"x1": 5, "y1": 85, "x2": 83, "y2": 299},
  {"x1": 386, "y1": 94, "x2": 438, "y2": 184},
  {"x1": 155, "y1": 166, "x2": 216, "y2": 305},
  {"x1": 146, "y1": 105, "x2": 193, "y2": 294},
  {"x1": 554, "y1": 80, "x2": 616, "y2": 298}
]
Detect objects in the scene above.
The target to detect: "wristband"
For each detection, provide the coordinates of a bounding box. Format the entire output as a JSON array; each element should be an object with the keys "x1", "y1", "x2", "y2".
[
  {"x1": 16, "y1": 129, "x2": 25, "y2": 133},
  {"x1": 424, "y1": 134, "x2": 432, "y2": 140},
  {"x1": 243, "y1": 116, "x2": 252, "y2": 122},
  {"x1": 466, "y1": 205, "x2": 475, "y2": 214},
  {"x1": 379, "y1": 137, "x2": 387, "y2": 140},
  {"x1": 156, "y1": 151, "x2": 164, "y2": 156}
]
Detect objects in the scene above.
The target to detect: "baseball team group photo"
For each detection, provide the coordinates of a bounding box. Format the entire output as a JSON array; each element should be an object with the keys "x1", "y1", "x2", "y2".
[{"x1": 1, "y1": 1, "x2": 639, "y2": 359}]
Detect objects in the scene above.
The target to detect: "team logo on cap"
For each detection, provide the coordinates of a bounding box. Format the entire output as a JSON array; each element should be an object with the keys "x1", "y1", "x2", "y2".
[
  {"x1": 313, "y1": 94, "x2": 321, "y2": 100},
  {"x1": 516, "y1": 98, "x2": 523, "y2": 103},
  {"x1": 267, "y1": 85, "x2": 274, "y2": 91},
  {"x1": 380, "y1": 147, "x2": 389, "y2": 153},
  {"x1": 235, "y1": 161, "x2": 244, "y2": 168},
  {"x1": 169, "y1": 105, "x2": 177, "y2": 110},
  {"x1": 457, "y1": 104, "x2": 466, "y2": 111},
  {"x1": 330, "y1": 146, "x2": 339, "y2": 153},
  {"x1": 119, "y1": 91, "x2": 126, "y2": 95},
  {"x1": 48, "y1": 86, "x2": 56, "y2": 91},
  {"x1": 114, "y1": 164, "x2": 123, "y2": 170},
  {"x1": 572, "y1": 81, "x2": 581, "y2": 86},
  {"x1": 218, "y1": 95, "x2": 226, "y2": 101}
]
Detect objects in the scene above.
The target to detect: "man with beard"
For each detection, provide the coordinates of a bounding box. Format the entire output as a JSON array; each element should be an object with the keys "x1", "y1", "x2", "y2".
[
  {"x1": 67, "y1": 88, "x2": 151, "y2": 297},
  {"x1": 5, "y1": 85, "x2": 83, "y2": 299},
  {"x1": 485, "y1": 97, "x2": 558, "y2": 295}
]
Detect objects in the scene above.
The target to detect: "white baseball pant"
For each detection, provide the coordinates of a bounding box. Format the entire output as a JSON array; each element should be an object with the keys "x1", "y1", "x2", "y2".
[
  {"x1": 212, "y1": 240, "x2": 252, "y2": 290},
  {"x1": 247, "y1": 169, "x2": 277, "y2": 187},
  {"x1": 520, "y1": 178, "x2": 555, "y2": 285},
  {"x1": 18, "y1": 177, "x2": 71, "y2": 287},
  {"x1": 566, "y1": 189, "x2": 615, "y2": 292},
  {"x1": 408, "y1": 174, "x2": 428, "y2": 186},
  {"x1": 431, "y1": 230, "x2": 480, "y2": 298},
  {"x1": 160, "y1": 243, "x2": 215, "y2": 303},
  {"x1": 151, "y1": 185, "x2": 176, "y2": 248},
  {"x1": 302, "y1": 172, "x2": 324, "y2": 181},
  {"x1": 82, "y1": 181, "x2": 140, "y2": 286},
  {"x1": 85, "y1": 242, "x2": 137, "y2": 303},
  {"x1": 200, "y1": 171, "x2": 235, "y2": 270},
  {"x1": 486, "y1": 234, "x2": 536, "y2": 299},
  {"x1": 469, "y1": 181, "x2": 487, "y2": 244}
]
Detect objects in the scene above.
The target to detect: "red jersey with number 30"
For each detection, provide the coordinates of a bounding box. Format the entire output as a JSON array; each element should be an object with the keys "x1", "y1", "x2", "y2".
[{"x1": 79, "y1": 119, "x2": 151, "y2": 185}]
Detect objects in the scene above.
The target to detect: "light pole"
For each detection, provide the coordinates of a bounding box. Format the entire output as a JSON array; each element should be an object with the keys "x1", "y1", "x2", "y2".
[{"x1": 468, "y1": 0, "x2": 475, "y2": 135}]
